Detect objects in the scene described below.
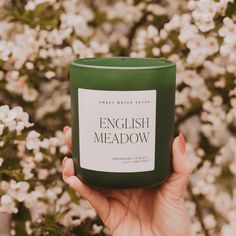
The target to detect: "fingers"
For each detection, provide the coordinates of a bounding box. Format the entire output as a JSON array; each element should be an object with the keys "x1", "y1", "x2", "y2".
[
  {"x1": 161, "y1": 133, "x2": 193, "y2": 201},
  {"x1": 62, "y1": 157, "x2": 74, "y2": 181},
  {"x1": 63, "y1": 126, "x2": 72, "y2": 150},
  {"x1": 61, "y1": 156, "x2": 68, "y2": 170},
  {"x1": 61, "y1": 157, "x2": 110, "y2": 222},
  {"x1": 172, "y1": 133, "x2": 193, "y2": 176}
]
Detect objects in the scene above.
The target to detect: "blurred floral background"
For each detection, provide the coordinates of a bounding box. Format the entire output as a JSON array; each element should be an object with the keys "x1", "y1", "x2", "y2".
[{"x1": 0, "y1": 0, "x2": 236, "y2": 235}]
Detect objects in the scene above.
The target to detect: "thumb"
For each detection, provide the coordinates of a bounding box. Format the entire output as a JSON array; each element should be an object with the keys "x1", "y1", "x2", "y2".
[{"x1": 161, "y1": 133, "x2": 193, "y2": 201}]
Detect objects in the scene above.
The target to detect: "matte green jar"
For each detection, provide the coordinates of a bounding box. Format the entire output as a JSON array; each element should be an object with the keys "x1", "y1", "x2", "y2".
[{"x1": 69, "y1": 57, "x2": 176, "y2": 189}]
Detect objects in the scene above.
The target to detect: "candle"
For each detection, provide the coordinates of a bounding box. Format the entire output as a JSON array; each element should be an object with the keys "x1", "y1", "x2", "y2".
[{"x1": 70, "y1": 57, "x2": 176, "y2": 188}]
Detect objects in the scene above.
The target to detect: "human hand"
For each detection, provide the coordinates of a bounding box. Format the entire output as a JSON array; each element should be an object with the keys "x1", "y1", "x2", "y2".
[{"x1": 62, "y1": 126, "x2": 193, "y2": 236}]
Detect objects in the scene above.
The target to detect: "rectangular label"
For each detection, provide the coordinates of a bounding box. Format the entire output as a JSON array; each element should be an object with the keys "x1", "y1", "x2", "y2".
[{"x1": 78, "y1": 88, "x2": 156, "y2": 172}]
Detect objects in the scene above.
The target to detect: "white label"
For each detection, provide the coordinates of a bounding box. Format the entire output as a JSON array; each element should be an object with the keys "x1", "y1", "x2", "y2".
[{"x1": 78, "y1": 88, "x2": 156, "y2": 173}]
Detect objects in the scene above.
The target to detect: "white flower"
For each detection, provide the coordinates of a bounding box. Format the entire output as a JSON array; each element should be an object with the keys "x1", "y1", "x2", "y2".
[
  {"x1": 35, "y1": 152, "x2": 43, "y2": 162},
  {"x1": 220, "y1": 23, "x2": 236, "y2": 62},
  {"x1": 39, "y1": 49, "x2": 48, "y2": 58},
  {"x1": 186, "y1": 35, "x2": 209, "y2": 66},
  {"x1": 25, "y1": 62, "x2": 34, "y2": 70},
  {"x1": 164, "y1": 15, "x2": 181, "y2": 31},
  {"x1": 220, "y1": 41, "x2": 236, "y2": 62},
  {"x1": 7, "y1": 70, "x2": 19, "y2": 80},
  {"x1": 187, "y1": 50, "x2": 206, "y2": 67},
  {"x1": 221, "y1": 211, "x2": 236, "y2": 236},
  {"x1": 203, "y1": 214, "x2": 217, "y2": 229},
  {"x1": 40, "y1": 138, "x2": 50, "y2": 149},
  {"x1": 192, "y1": 0, "x2": 218, "y2": 32},
  {"x1": 6, "y1": 80, "x2": 23, "y2": 94},
  {"x1": 26, "y1": 130, "x2": 41, "y2": 151},
  {"x1": 92, "y1": 224, "x2": 103, "y2": 234},
  {"x1": 0, "y1": 105, "x2": 33, "y2": 134},
  {"x1": 179, "y1": 24, "x2": 199, "y2": 43},
  {"x1": 0, "y1": 41, "x2": 11, "y2": 61},
  {"x1": 59, "y1": 145, "x2": 69, "y2": 154},
  {"x1": 8, "y1": 180, "x2": 30, "y2": 202},
  {"x1": 152, "y1": 47, "x2": 160, "y2": 56},
  {"x1": 57, "y1": 192, "x2": 71, "y2": 206},
  {"x1": 15, "y1": 121, "x2": 26, "y2": 134},
  {"x1": 10, "y1": 229, "x2": 16, "y2": 236},
  {"x1": 146, "y1": 25, "x2": 158, "y2": 39},
  {"x1": 198, "y1": 18, "x2": 215, "y2": 32},
  {"x1": 72, "y1": 39, "x2": 86, "y2": 55},
  {"x1": 205, "y1": 37, "x2": 219, "y2": 55},
  {"x1": 25, "y1": 1, "x2": 36, "y2": 11},
  {"x1": 188, "y1": 1, "x2": 197, "y2": 10},
  {"x1": 0, "y1": 181, "x2": 9, "y2": 192},
  {"x1": 38, "y1": 169, "x2": 49, "y2": 180},
  {"x1": 22, "y1": 86, "x2": 38, "y2": 102},
  {"x1": 60, "y1": 13, "x2": 93, "y2": 38},
  {"x1": 161, "y1": 44, "x2": 171, "y2": 54},
  {"x1": 45, "y1": 71, "x2": 56, "y2": 79},
  {"x1": 187, "y1": 35, "x2": 205, "y2": 51},
  {"x1": 0, "y1": 105, "x2": 10, "y2": 121},
  {"x1": 13, "y1": 106, "x2": 33, "y2": 128},
  {"x1": 46, "y1": 189, "x2": 58, "y2": 202},
  {"x1": 203, "y1": 60, "x2": 225, "y2": 77},
  {"x1": 146, "y1": 4, "x2": 167, "y2": 15},
  {"x1": 22, "y1": 161, "x2": 35, "y2": 180},
  {"x1": 90, "y1": 41, "x2": 109, "y2": 54},
  {"x1": 106, "y1": 2, "x2": 142, "y2": 23},
  {"x1": 47, "y1": 29, "x2": 64, "y2": 45},
  {"x1": 0, "y1": 194, "x2": 18, "y2": 214},
  {"x1": 219, "y1": 17, "x2": 236, "y2": 38},
  {"x1": 25, "y1": 221, "x2": 32, "y2": 235},
  {"x1": 159, "y1": 29, "x2": 168, "y2": 40}
]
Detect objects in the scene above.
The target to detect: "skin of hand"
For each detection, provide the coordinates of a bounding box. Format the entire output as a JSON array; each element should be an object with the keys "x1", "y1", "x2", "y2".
[{"x1": 62, "y1": 126, "x2": 193, "y2": 236}]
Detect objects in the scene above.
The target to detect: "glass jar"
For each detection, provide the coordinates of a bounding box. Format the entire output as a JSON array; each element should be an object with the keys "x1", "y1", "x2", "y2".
[{"x1": 69, "y1": 57, "x2": 176, "y2": 188}]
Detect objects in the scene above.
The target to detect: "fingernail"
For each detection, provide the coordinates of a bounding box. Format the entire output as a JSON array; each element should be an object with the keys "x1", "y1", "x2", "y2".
[
  {"x1": 62, "y1": 156, "x2": 68, "y2": 170},
  {"x1": 63, "y1": 126, "x2": 70, "y2": 134},
  {"x1": 178, "y1": 132, "x2": 186, "y2": 155}
]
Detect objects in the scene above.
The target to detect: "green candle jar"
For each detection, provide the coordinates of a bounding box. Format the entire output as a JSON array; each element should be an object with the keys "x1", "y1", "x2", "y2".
[{"x1": 69, "y1": 57, "x2": 176, "y2": 189}]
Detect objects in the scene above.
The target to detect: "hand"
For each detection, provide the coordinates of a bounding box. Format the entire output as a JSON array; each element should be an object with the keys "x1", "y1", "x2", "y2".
[{"x1": 62, "y1": 126, "x2": 193, "y2": 236}]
